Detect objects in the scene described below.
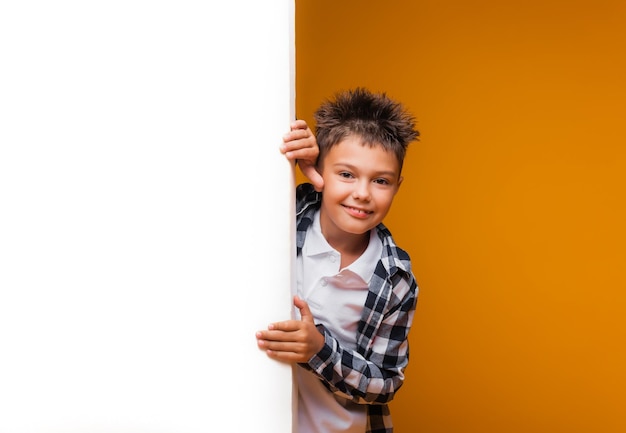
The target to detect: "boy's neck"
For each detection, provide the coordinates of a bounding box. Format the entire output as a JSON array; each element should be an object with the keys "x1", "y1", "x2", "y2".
[{"x1": 322, "y1": 229, "x2": 370, "y2": 269}]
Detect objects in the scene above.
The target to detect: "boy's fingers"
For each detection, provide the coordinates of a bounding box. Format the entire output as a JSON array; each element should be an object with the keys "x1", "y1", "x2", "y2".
[
  {"x1": 267, "y1": 320, "x2": 300, "y2": 333},
  {"x1": 266, "y1": 350, "x2": 304, "y2": 363},
  {"x1": 282, "y1": 144, "x2": 315, "y2": 158},
  {"x1": 280, "y1": 141, "x2": 316, "y2": 160},
  {"x1": 258, "y1": 340, "x2": 302, "y2": 353},
  {"x1": 283, "y1": 130, "x2": 312, "y2": 145},
  {"x1": 290, "y1": 119, "x2": 308, "y2": 130},
  {"x1": 283, "y1": 137, "x2": 305, "y2": 150}
]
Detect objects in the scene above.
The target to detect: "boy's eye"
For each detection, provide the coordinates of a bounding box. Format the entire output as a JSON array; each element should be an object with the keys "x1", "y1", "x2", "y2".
[
  {"x1": 339, "y1": 172, "x2": 353, "y2": 179},
  {"x1": 374, "y1": 178, "x2": 390, "y2": 185}
]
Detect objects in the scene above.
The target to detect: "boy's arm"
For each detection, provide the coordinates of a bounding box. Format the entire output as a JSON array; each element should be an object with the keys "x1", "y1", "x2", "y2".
[
  {"x1": 258, "y1": 273, "x2": 417, "y2": 405},
  {"x1": 305, "y1": 273, "x2": 418, "y2": 405},
  {"x1": 281, "y1": 120, "x2": 324, "y2": 191}
]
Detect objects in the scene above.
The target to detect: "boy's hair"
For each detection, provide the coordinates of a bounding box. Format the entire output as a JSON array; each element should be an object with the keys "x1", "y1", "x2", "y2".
[{"x1": 313, "y1": 87, "x2": 419, "y2": 172}]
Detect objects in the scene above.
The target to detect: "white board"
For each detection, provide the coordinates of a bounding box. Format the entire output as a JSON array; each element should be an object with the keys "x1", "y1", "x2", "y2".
[{"x1": 0, "y1": 1, "x2": 295, "y2": 432}]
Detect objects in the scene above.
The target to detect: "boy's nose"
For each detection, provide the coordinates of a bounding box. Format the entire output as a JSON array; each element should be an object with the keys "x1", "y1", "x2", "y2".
[{"x1": 352, "y1": 181, "x2": 372, "y2": 201}]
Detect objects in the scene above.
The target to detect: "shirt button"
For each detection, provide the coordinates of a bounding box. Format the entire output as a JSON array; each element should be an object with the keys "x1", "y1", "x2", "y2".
[
  {"x1": 321, "y1": 278, "x2": 328, "y2": 286},
  {"x1": 328, "y1": 254, "x2": 337, "y2": 263}
]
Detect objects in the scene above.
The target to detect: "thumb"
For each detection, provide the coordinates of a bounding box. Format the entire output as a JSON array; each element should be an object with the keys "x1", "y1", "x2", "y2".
[
  {"x1": 298, "y1": 162, "x2": 324, "y2": 192},
  {"x1": 294, "y1": 296, "x2": 315, "y2": 323}
]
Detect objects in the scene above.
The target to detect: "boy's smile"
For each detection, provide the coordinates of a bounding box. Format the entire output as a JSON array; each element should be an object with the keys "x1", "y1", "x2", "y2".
[
  {"x1": 343, "y1": 205, "x2": 373, "y2": 218},
  {"x1": 318, "y1": 135, "x2": 403, "y2": 251}
]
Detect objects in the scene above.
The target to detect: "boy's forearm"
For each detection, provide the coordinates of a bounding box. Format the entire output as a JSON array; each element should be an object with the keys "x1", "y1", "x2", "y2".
[
  {"x1": 303, "y1": 275, "x2": 417, "y2": 405},
  {"x1": 304, "y1": 322, "x2": 410, "y2": 405}
]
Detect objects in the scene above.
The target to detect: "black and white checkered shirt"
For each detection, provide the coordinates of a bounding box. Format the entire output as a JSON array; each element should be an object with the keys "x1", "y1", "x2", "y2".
[{"x1": 295, "y1": 183, "x2": 419, "y2": 433}]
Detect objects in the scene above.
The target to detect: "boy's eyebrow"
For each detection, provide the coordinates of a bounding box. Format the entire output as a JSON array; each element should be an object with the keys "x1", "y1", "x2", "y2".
[{"x1": 332, "y1": 162, "x2": 399, "y2": 178}]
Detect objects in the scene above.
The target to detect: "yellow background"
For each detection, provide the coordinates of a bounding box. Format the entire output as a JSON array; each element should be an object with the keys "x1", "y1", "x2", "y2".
[{"x1": 295, "y1": 1, "x2": 626, "y2": 431}]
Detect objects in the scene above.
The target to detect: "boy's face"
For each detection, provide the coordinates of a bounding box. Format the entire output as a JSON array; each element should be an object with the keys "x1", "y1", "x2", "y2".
[{"x1": 318, "y1": 135, "x2": 402, "y2": 242}]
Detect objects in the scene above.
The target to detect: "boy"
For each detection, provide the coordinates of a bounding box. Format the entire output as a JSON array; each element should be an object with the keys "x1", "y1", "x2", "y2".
[{"x1": 256, "y1": 88, "x2": 419, "y2": 433}]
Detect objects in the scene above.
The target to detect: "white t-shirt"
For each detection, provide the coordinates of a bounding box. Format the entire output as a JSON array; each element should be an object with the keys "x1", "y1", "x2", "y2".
[{"x1": 295, "y1": 210, "x2": 382, "y2": 433}]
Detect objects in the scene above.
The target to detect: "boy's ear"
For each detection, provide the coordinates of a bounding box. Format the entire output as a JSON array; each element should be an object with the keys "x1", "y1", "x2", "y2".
[{"x1": 397, "y1": 176, "x2": 404, "y2": 189}]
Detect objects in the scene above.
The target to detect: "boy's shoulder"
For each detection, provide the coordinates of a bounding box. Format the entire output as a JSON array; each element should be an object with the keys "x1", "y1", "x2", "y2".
[
  {"x1": 296, "y1": 182, "x2": 319, "y2": 202},
  {"x1": 375, "y1": 222, "x2": 413, "y2": 274},
  {"x1": 296, "y1": 183, "x2": 321, "y2": 216},
  {"x1": 295, "y1": 183, "x2": 321, "y2": 252}
]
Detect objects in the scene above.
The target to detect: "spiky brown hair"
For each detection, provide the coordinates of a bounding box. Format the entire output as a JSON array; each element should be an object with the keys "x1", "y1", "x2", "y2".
[{"x1": 313, "y1": 87, "x2": 419, "y2": 172}]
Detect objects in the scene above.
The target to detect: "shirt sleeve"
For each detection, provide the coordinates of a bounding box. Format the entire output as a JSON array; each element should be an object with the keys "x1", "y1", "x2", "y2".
[{"x1": 301, "y1": 271, "x2": 417, "y2": 405}]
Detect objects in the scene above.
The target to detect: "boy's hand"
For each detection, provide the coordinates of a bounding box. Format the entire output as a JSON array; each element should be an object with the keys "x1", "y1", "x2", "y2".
[
  {"x1": 256, "y1": 296, "x2": 324, "y2": 363},
  {"x1": 281, "y1": 120, "x2": 324, "y2": 191}
]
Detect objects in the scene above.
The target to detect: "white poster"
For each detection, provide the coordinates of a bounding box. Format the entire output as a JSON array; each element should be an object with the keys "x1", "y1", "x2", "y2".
[{"x1": 0, "y1": 1, "x2": 295, "y2": 432}]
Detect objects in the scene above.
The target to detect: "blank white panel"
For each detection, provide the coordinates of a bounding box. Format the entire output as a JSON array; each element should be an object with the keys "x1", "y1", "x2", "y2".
[{"x1": 0, "y1": 1, "x2": 295, "y2": 432}]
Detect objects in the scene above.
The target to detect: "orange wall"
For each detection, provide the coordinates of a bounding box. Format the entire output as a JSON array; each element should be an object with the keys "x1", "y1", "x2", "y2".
[{"x1": 295, "y1": 1, "x2": 626, "y2": 432}]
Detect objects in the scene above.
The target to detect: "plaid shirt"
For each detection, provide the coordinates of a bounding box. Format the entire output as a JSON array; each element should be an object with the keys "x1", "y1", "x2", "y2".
[{"x1": 295, "y1": 183, "x2": 418, "y2": 433}]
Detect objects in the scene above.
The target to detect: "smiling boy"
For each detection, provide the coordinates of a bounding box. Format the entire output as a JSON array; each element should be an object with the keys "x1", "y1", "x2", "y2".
[{"x1": 256, "y1": 88, "x2": 419, "y2": 433}]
